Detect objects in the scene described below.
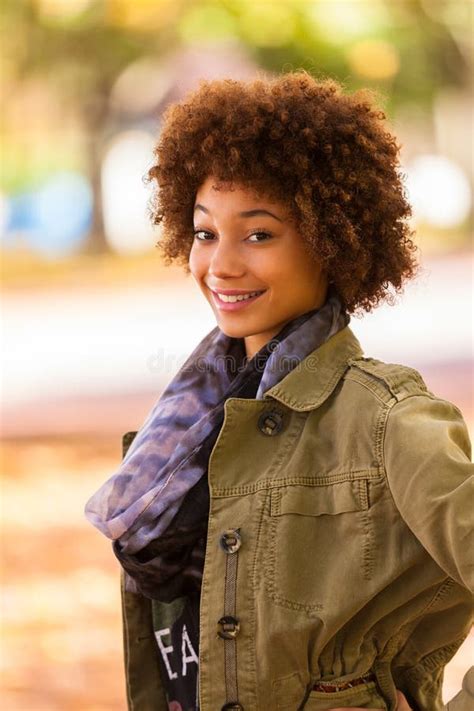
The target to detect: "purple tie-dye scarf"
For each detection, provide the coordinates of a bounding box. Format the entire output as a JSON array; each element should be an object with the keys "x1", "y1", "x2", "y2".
[{"x1": 84, "y1": 291, "x2": 349, "y2": 601}]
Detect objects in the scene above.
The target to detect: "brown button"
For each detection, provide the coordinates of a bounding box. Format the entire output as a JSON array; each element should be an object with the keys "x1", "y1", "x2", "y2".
[
  {"x1": 221, "y1": 704, "x2": 243, "y2": 710},
  {"x1": 219, "y1": 529, "x2": 242, "y2": 554},
  {"x1": 217, "y1": 615, "x2": 240, "y2": 640},
  {"x1": 257, "y1": 409, "x2": 285, "y2": 436}
]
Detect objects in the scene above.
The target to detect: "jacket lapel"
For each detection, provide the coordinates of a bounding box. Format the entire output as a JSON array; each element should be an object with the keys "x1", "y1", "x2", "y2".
[{"x1": 263, "y1": 325, "x2": 364, "y2": 412}]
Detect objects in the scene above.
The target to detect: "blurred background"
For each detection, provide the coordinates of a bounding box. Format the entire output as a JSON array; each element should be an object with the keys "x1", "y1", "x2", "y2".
[{"x1": 1, "y1": 1, "x2": 472, "y2": 709}]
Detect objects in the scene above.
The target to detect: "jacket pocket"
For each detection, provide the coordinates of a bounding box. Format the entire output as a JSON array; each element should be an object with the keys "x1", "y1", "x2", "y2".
[{"x1": 263, "y1": 478, "x2": 372, "y2": 613}]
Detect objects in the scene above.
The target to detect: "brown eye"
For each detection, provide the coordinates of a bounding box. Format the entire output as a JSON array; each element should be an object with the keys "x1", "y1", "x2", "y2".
[
  {"x1": 193, "y1": 230, "x2": 214, "y2": 241},
  {"x1": 246, "y1": 231, "x2": 272, "y2": 243}
]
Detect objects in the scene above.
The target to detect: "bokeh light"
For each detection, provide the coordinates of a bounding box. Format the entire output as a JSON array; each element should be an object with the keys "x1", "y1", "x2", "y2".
[
  {"x1": 405, "y1": 155, "x2": 471, "y2": 228},
  {"x1": 110, "y1": 58, "x2": 173, "y2": 116},
  {"x1": 35, "y1": 0, "x2": 94, "y2": 21},
  {"x1": 5, "y1": 172, "x2": 93, "y2": 257},
  {"x1": 347, "y1": 39, "x2": 400, "y2": 80},
  {"x1": 0, "y1": 191, "x2": 12, "y2": 240},
  {"x1": 310, "y1": 0, "x2": 389, "y2": 43},
  {"x1": 34, "y1": 172, "x2": 93, "y2": 255},
  {"x1": 101, "y1": 130, "x2": 156, "y2": 254}
]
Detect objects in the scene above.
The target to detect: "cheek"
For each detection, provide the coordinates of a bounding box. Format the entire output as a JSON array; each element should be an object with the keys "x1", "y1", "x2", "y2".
[
  {"x1": 188, "y1": 246, "x2": 205, "y2": 278},
  {"x1": 252, "y1": 250, "x2": 287, "y2": 283},
  {"x1": 272, "y1": 258, "x2": 323, "y2": 304}
]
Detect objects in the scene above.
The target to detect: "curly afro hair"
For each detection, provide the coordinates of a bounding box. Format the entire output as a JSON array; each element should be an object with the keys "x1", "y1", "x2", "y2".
[{"x1": 147, "y1": 70, "x2": 418, "y2": 313}]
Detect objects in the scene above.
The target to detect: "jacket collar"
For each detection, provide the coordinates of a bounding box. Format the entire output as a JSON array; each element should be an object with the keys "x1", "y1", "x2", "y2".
[{"x1": 263, "y1": 325, "x2": 364, "y2": 412}]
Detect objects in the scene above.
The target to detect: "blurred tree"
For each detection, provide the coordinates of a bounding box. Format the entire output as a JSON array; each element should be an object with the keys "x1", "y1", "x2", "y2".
[
  {"x1": 213, "y1": 0, "x2": 471, "y2": 112},
  {"x1": 1, "y1": 0, "x2": 471, "y2": 254},
  {"x1": 1, "y1": 0, "x2": 183, "y2": 253},
  {"x1": 387, "y1": 0, "x2": 471, "y2": 106}
]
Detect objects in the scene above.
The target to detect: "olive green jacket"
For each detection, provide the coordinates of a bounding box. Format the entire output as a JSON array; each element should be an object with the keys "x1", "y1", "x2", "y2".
[{"x1": 119, "y1": 326, "x2": 473, "y2": 711}]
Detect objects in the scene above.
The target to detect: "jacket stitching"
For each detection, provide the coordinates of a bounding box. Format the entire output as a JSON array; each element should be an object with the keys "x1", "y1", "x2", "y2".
[
  {"x1": 374, "y1": 402, "x2": 390, "y2": 468},
  {"x1": 268, "y1": 363, "x2": 352, "y2": 411},
  {"x1": 345, "y1": 370, "x2": 393, "y2": 405},
  {"x1": 359, "y1": 478, "x2": 375, "y2": 580},
  {"x1": 249, "y1": 493, "x2": 268, "y2": 706},
  {"x1": 359, "y1": 479, "x2": 369, "y2": 509},
  {"x1": 402, "y1": 637, "x2": 467, "y2": 683},
  {"x1": 360, "y1": 507, "x2": 375, "y2": 581},
  {"x1": 348, "y1": 359, "x2": 427, "y2": 401},
  {"x1": 212, "y1": 469, "x2": 383, "y2": 497}
]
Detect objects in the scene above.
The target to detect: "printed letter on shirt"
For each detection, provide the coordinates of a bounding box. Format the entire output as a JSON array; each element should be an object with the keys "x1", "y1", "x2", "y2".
[
  {"x1": 154, "y1": 628, "x2": 178, "y2": 680},
  {"x1": 181, "y1": 624, "x2": 199, "y2": 677}
]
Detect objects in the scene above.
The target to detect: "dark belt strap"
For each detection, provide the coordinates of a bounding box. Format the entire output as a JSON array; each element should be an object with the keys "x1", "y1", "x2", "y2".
[{"x1": 312, "y1": 672, "x2": 376, "y2": 693}]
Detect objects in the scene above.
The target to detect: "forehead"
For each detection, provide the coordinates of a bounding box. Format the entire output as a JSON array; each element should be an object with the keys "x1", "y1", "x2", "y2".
[{"x1": 194, "y1": 175, "x2": 287, "y2": 213}]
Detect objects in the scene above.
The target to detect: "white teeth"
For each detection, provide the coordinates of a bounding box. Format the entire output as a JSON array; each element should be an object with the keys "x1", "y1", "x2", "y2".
[{"x1": 217, "y1": 291, "x2": 262, "y2": 303}]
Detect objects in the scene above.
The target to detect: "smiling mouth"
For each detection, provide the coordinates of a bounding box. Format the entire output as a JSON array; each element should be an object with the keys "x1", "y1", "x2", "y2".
[
  {"x1": 211, "y1": 289, "x2": 266, "y2": 310},
  {"x1": 214, "y1": 289, "x2": 265, "y2": 302}
]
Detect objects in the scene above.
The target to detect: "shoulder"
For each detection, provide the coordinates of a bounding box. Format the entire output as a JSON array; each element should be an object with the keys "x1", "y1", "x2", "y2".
[
  {"x1": 344, "y1": 355, "x2": 431, "y2": 406},
  {"x1": 344, "y1": 354, "x2": 469, "y2": 440},
  {"x1": 341, "y1": 355, "x2": 471, "y2": 461}
]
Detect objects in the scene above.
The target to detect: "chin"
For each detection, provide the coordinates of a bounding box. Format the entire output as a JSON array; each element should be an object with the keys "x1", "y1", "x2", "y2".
[
  {"x1": 215, "y1": 321, "x2": 248, "y2": 339},
  {"x1": 215, "y1": 315, "x2": 272, "y2": 340}
]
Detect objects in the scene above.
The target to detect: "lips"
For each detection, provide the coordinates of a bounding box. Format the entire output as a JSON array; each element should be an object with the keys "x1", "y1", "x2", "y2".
[
  {"x1": 210, "y1": 288, "x2": 266, "y2": 312},
  {"x1": 209, "y1": 288, "x2": 265, "y2": 296}
]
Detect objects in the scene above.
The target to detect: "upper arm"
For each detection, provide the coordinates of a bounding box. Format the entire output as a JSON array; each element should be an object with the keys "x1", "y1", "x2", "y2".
[{"x1": 383, "y1": 393, "x2": 474, "y2": 592}]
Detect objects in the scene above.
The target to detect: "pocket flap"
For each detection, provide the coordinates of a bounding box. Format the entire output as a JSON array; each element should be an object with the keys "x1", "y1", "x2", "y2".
[{"x1": 270, "y1": 481, "x2": 367, "y2": 517}]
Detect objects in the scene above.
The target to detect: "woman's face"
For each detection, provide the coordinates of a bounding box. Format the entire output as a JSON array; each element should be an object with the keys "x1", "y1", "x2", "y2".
[{"x1": 189, "y1": 175, "x2": 328, "y2": 359}]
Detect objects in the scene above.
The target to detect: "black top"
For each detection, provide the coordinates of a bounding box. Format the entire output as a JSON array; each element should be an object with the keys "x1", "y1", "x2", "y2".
[{"x1": 152, "y1": 593, "x2": 200, "y2": 710}]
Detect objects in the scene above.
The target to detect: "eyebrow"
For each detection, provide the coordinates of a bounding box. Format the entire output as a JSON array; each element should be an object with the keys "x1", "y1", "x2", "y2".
[{"x1": 194, "y1": 204, "x2": 283, "y2": 222}]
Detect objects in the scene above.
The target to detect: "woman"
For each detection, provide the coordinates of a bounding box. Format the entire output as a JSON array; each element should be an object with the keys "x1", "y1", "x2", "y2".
[{"x1": 85, "y1": 71, "x2": 473, "y2": 711}]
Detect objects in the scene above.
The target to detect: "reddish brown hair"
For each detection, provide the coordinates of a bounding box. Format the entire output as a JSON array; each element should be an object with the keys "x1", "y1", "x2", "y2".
[{"x1": 147, "y1": 70, "x2": 418, "y2": 313}]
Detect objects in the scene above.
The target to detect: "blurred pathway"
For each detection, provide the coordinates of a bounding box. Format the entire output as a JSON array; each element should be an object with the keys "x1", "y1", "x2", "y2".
[{"x1": 1, "y1": 252, "x2": 472, "y2": 438}]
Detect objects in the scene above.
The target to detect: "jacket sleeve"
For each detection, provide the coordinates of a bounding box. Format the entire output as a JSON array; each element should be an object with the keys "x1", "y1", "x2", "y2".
[
  {"x1": 383, "y1": 393, "x2": 473, "y2": 592},
  {"x1": 383, "y1": 394, "x2": 474, "y2": 711}
]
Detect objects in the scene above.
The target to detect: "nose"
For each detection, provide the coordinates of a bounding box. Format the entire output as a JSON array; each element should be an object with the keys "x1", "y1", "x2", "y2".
[{"x1": 208, "y1": 237, "x2": 246, "y2": 279}]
